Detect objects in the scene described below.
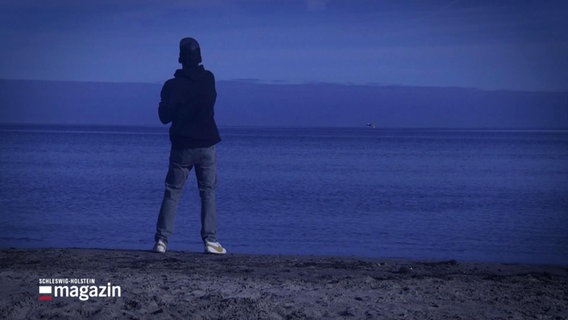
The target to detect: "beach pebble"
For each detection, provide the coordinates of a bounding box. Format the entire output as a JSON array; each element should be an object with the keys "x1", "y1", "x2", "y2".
[
  {"x1": 397, "y1": 266, "x2": 413, "y2": 274},
  {"x1": 192, "y1": 290, "x2": 206, "y2": 297}
]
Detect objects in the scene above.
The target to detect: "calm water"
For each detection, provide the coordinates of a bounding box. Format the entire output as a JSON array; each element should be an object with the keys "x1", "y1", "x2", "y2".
[{"x1": 1, "y1": 125, "x2": 567, "y2": 264}]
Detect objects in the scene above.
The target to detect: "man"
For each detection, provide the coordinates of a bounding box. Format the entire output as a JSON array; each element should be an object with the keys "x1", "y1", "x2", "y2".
[{"x1": 153, "y1": 37, "x2": 226, "y2": 254}]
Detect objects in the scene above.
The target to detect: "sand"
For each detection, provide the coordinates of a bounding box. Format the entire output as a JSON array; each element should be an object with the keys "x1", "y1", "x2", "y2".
[{"x1": 1, "y1": 248, "x2": 567, "y2": 320}]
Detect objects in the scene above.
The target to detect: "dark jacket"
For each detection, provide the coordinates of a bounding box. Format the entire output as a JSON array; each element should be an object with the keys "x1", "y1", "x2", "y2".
[{"x1": 158, "y1": 65, "x2": 221, "y2": 148}]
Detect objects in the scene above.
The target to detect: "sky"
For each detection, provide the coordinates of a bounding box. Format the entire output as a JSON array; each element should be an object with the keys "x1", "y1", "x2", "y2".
[{"x1": 0, "y1": 0, "x2": 567, "y2": 91}]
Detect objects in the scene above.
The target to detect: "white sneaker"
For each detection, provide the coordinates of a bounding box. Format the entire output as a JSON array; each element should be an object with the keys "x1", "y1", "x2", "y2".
[
  {"x1": 153, "y1": 240, "x2": 167, "y2": 253},
  {"x1": 205, "y1": 241, "x2": 227, "y2": 254}
]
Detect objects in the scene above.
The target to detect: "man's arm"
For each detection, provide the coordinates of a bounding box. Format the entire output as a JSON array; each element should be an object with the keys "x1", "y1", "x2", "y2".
[
  {"x1": 207, "y1": 72, "x2": 217, "y2": 109},
  {"x1": 158, "y1": 82, "x2": 174, "y2": 124},
  {"x1": 199, "y1": 71, "x2": 217, "y2": 118}
]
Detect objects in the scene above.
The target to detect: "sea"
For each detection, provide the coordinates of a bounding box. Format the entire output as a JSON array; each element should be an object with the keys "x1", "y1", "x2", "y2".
[{"x1": 1, "y1": 125, "x2": 567, "y2": 265}]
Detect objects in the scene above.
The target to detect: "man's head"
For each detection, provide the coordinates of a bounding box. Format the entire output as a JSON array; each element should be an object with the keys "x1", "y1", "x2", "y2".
[{"x1": 179, "y1": 37, "x2": 202, "y2": 66}]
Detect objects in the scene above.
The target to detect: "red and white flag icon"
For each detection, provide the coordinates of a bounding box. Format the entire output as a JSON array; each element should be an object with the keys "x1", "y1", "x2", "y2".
[{"x1": 39, "y1": 286, "x2": 52, "y2": 301}]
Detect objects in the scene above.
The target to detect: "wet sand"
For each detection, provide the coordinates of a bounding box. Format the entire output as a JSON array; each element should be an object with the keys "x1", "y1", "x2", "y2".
[{"x1": 1, "y1": 248, "x2": 567, "y2": 319}]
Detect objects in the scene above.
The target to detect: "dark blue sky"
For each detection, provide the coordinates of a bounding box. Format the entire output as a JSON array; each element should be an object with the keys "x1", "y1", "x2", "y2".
[{"x1": 1, "y1": 0, "x2": 567, "y2": 91}]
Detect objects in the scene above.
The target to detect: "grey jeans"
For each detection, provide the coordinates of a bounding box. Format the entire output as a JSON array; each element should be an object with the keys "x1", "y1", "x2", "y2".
[{"x1": 155, "y1": 145, "x2": 218, "y2": 244}]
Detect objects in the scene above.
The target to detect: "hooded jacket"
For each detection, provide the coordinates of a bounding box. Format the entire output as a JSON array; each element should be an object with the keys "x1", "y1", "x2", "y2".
[{"x1": 158, "y1": 65, "x2": 221, "y2": 148}]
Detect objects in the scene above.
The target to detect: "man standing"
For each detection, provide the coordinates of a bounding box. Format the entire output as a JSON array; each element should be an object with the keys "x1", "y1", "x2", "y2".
[{"x1": 153, "y1": 37, "x2": 226, "y2": 255}]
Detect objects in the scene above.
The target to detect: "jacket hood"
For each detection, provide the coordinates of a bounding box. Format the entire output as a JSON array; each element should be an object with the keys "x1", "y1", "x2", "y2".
[{"x1": 174, "y1": 65, "x2": 205, "y2": 80}]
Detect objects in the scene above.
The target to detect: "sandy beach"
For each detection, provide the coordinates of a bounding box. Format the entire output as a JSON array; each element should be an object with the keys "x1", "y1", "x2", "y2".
[{"x1": 1, "y1": 248, "x2": 566, "y2": 319}]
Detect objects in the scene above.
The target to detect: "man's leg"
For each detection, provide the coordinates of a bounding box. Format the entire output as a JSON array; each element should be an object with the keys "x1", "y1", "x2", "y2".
[
  {"x1": 194, "y1": 146, "x2": 218, "y2": 243},
  {"x1": 155, "y1": 148, "x2": 191, "y2": 244}
]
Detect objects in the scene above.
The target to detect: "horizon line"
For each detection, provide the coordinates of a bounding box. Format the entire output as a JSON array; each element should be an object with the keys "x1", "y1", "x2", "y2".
[
  {"x1": 1, "y1": 122, "x2": 567, "y2": 133},
  {"x1": 1, "y1": 77, "x2": 566, "y2": 94}
]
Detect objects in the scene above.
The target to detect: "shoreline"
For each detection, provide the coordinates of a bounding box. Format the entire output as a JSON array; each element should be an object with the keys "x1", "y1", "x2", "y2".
[{"x1": 1, "y1": 248, "x2": 567, "y2": 319}]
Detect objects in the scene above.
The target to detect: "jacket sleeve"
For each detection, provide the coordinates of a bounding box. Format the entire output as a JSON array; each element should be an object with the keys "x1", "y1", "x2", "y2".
[
  {"x1": 203, "y1": 71, "x2": 217, "y2": 115},
  {"x1": 158, "y1": 81, "x2": 174, "y2": 124}
]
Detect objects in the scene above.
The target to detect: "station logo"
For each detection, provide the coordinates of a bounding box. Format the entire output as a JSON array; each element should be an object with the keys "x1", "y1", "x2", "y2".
[{"x1": 38, "y1": 278, "x2": 121, "y2": 301}]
